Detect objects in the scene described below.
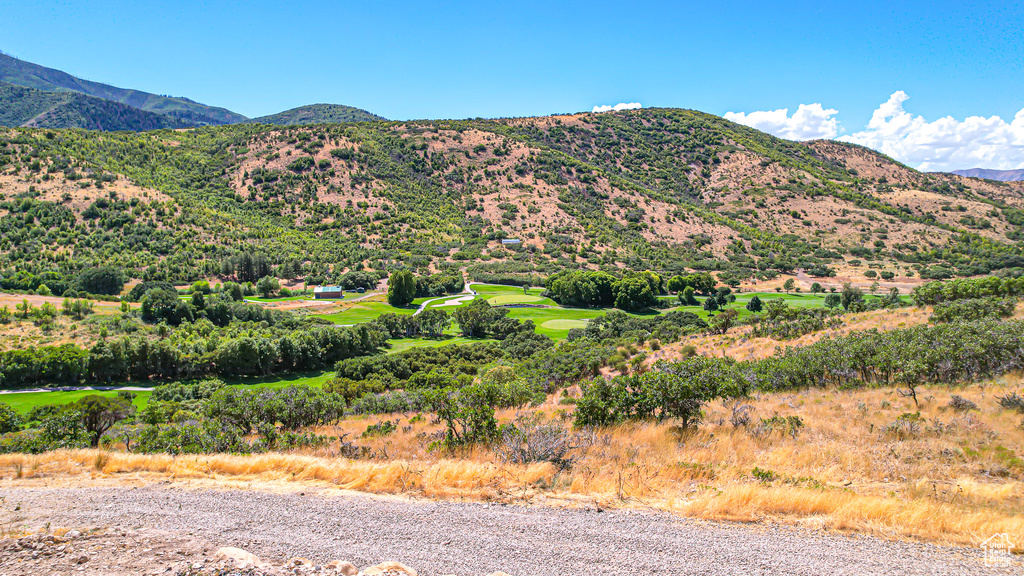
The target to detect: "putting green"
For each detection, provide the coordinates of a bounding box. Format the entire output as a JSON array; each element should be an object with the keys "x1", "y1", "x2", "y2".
[
  {"x1": 487, "y1": 294, "x2": 543, "y2": 305},
  {"x1": 540, "y1": 319, "x2": 589, "y2": 330}
]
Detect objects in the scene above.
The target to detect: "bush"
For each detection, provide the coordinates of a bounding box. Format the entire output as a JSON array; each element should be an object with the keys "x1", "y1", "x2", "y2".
[
  {"x1": 948, "y1": 395, "x2": 977, "y2": 412},
  {"x1": 574, "y1": 358, "x2": 745, "y2": 428},
  {"x1": 72, "y1": 266, "x2": 125, "y2": 296},
  {"x1": 930, "y1": 297, "x2": 1017, "y2": 323},
  {"x1": 494, "y1": 413, "x2": 590, "y2": 470},
  {"x1": 998, "y1": 392, "x2": 1024, "y2": 413},
  {"x1": 0, "y1": 402, "x2": 22, "y2": 434}
]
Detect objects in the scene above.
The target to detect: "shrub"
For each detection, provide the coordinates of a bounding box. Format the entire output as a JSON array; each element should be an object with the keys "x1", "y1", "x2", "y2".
[
  {"x1": 0, "y1": 402, "x2": 22, "y2": 434},
  {"x1": 948, "y1": 395, "x2": 978, "y2": 412},
  {"x1": 930, "y1": 297, "x2": 1017, "y2": 323},
  {"x1": 998, "y1": 392, "x2": 1024, "y2": 413},
  {"x1": 361, "y1": 419, "x2": 398, "y2": 438},
  {"x1": 494, "y1": 413, "x2": 591, "y2": 470}
]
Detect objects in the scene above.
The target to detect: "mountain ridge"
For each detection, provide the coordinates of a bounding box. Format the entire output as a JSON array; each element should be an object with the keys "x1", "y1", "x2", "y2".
[
  {"x1": 0, "y1": 81, "x2": 195, "y2": 130},
  {"x1": 949, "y1": 168, "x2": 1024, "y2": 182},
  {"x1": 251, "y1": 103, "x2": 386, "y2": 125},
  {"x1": 1, "y1": 108, "x2": 1021, "y2": 290},
  {"x1": 0, "y1": 52, "x2": 247, "y2": 126}
]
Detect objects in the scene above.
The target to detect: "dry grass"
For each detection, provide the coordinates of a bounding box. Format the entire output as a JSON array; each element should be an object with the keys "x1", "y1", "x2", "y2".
[
  {"x1": 3, "y1": 379, "x2": 1023, "y2": 551},
  {"x1": 653, "y1": 306, "x2": 934, "y2": 363}
]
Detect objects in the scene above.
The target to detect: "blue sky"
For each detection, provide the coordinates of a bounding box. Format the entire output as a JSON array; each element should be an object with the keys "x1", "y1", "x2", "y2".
[{"x1": 4, "y1": 0, "x2": 1023, "y2": 169}]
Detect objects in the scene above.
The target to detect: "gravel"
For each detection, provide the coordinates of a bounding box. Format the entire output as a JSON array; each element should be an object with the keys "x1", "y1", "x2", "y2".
[{"x1": 2, "y1": 485, "x2": 1019, "y2": 576}]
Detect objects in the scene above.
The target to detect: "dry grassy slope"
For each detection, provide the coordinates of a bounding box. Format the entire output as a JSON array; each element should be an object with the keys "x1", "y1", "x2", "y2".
[{"x1": 230, "y1": 125, "x2": 740, "y2": 254}]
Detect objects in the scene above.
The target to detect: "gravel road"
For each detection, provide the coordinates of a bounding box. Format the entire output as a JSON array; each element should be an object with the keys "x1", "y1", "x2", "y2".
[{"x1": 2, "y1": 485, "x2": 1018, "y2": 576}]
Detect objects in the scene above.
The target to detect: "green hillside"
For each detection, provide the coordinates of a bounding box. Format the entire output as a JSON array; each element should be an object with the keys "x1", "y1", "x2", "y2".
[
  {"x1": 0, "y1": 81, "x2": 193, "y2": 130},
  {"x1": 0, "y1": 52, "x2": 247, "y2": 126},
  {"x1": 0, "y1": 108, "x2": 1022, "y2": 295},
  {"x1": 252, "y1": 103, "x2": 385, "y2": 125}
]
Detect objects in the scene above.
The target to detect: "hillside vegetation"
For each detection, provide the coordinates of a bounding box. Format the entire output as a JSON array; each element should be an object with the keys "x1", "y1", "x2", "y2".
[
  {"x1": 0, "y1": 52, "x2": 246, "y2": 126},
  {"x1": 0, "y1": 82, "x2": 193, "y2": 131},
  {"x1": 1, "y1": 108, "x2": 1022, "y2": 293},
  {"x1": 252, "y1": 104, "x2": 386, "y2": 125}
]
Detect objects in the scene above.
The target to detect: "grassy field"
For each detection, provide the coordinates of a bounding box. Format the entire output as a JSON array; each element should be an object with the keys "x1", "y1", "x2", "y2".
[
  {"x1": 0, "y1": 371, "x2": 336, "y2": 415},
  {"x1": 10, "y1": 378, "x2": 1023, "y2": 552},
  {"x1": 309, "y1": 285, "x2": 848, "y2": 340}
]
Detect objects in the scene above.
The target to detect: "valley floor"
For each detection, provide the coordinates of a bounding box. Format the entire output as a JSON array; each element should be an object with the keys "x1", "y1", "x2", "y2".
[{"x1": 1, "y1": 482, "x2": 1018, "y2": 576}]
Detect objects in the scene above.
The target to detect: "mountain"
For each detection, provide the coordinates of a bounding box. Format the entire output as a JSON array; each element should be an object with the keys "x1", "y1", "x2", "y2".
[
  {"x1": 0, "y1": 81, "x2": 194, "y2": 130},
  {"x1": 1, "y1": 108, "x2": 1022, "y2": 289},
  {"x1": 252, "y1": 104, "x2": 385, "y2": 125},
  {"x1": 0, "y1": 52, "x2": 247, "y2": 126},
  {"x1": 950, "y1": 168, "x2": 1024, "y2": 182}
]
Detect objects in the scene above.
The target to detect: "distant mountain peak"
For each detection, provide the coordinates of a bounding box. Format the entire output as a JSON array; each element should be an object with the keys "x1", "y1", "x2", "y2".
[
  {"x1": 0, "y1": 52, "x2": 248, "y2": 127},
  {"x1": 948, "y1": 168, "x2": 1024, "y2": 182},
  {"x1": 252, "y1": 103, "x2": 385, "y2": 126}
]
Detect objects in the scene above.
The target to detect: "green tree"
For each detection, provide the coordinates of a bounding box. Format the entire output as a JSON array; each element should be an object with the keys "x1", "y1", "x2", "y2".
[
  {"x1": 0, "y1": 401, "x2": 22, "y2": 434},
  {"x1": 811, "y1": 282, "x2": 823, "y2": 294},
  {"x1": 702, "y1": 296, "x2": 719, "y2": 312},
  {"x1": 387, "y1": 270, "x2": 416, "y2": 307},
  {"x1": 256, "y1": 275, "x2": 281, "y2": 298},
  {"x1": 679, "y1": 286, "x2": 698, "y2": 305},
  {"x1": 452, "y1": 298, "x2": 506, "y2": 338},
  {"x1": 141, "y1": 289, "x2": 193, "y2": 325},
  {"x1": 745, "y1": 295, "x2": 763, "y2": 312},
  {"x1": 824, "y1": 293, "x2": 842, "y2": 309},
  {"x1": 73, "y1": 266, "x2": 125, "y2": 296},
  {"x1": 614, "y1": 276, "x2": 656, "y2": 311},
  {"x1": 841, "y1": 283, "x2": 865, "y2": 311},
  {"x1": 74, "y1": 395, "x2": 135, "y2": 447},
  {"x1": 783, "y1": 278, "x2": 796, "y2": 293}
]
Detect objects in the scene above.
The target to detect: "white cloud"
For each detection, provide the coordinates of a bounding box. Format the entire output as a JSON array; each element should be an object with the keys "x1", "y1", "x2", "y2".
[
  {"x1": 839, "y1": 91, "x2": 1024, "y2": 172},
  {"x1": 592, "y1": 102, "x2": 642, "y2": 113},
  {"x1": 724, "y1": 103, "x2": 840, "y2": 140}
]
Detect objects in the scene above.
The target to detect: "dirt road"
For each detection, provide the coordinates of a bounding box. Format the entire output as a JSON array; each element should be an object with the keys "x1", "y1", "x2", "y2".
[{"x1": 2, "y1": 484, "x2": 1016, "y2": 576}]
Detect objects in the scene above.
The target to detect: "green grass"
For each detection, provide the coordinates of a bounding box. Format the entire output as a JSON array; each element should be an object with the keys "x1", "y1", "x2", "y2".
[
  {"x1": 315, "y1": 301, "x2": 417, "y2": 324},
  {"x1": 487, "y1": 294, "x2": 544, "y2": 305},
  {"x1": 0, "y1": 371, "x2": 336, "y2": 414},
  {"x1": 385, "y1": 336, "x2": 490, "y2": 354},
  {"x1": 2, "y1": 389, "x2": 153, "y2": 415},
  {"x1": 540, "y1": 319, "x2": 589, "y2": 330}
]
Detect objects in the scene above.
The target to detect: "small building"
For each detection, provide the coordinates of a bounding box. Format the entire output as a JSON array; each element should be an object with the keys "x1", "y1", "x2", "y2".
[
  {"x1": 314, "y1": 286, "x2": 344, "y2": 299},
  {"x1": 501, "y1": 238, "x2": 522, "y2": 245}
]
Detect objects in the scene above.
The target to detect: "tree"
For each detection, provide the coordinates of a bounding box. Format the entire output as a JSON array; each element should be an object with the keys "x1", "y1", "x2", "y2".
[
  {"x1": 745, "y1": 295, "x2": 763, "y2": 312},
  {"x1": 688, "y1": 272, "x2": 717, "y2": 295},
  {"x1": 708, "y1": 309, "x2": 738, "y2": 334},
  {"x1": 452, "y1": 298, "x2": 506, "y2": 338},
  {"x1": 614, "y1": 276, "x2": 656, "y2": 311},
  {"x1": 679, "y1": 286, "x2": 698, "y2": 305},
  {"x1": 714, "y1": 287, "x2": 735, "y2": 308},
  {"x1": 256, "y1": 276, "x2": 280, "y2": 298},
  {"x1": 74, "y1": 395, "x2": 135, "y2": 447},
  {"x1": 702, "y1": 297, "x2": 719, "y2": 312},
  {"x1": 73, "y1": 266, "x2": 125, "y2": 295},
  {"x1": 783, "y1": 278, "x2": 796, "y2": 293},
  {"x1": 840, "y1": 283, "x2": 864, "y2": 311},
  {"x1": 0, "y1": 401, "x2": 22, "y2": 434},
  {"x1": 824, "y1": 293, "x2": 842, "y2": 309},
  {"x1": 810, "y1": 282, "x2": 823, "y2": 294},
  {"x1": 387, "y1": 270, "x2": 416, "y2": 307},
  {"x1": 141, "y1": 289, "x2": 193, "y2": 325},
  {"x1": 418, "y1": 308, "x2": 451, "y2": 337}
]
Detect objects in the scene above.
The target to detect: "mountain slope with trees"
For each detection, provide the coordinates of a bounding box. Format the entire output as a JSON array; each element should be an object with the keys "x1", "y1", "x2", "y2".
[
  {"x1": 0, "y1": 52, "x2": 247, "y2": 126},
  {"x1": 252, "y1": 104, "x2": 386, "y2": 125},
  {"x1": 0, "y1": 108, "x2": 1022, "y2": 293},
  {"x1": 0, "y1": 82, "x2": 193, "y2": 130}
]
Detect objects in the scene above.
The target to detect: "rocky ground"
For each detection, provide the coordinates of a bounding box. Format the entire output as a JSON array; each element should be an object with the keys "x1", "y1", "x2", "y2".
[{"x1": 0, "y1": 484, "x2": 1019, "y2": 576}]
